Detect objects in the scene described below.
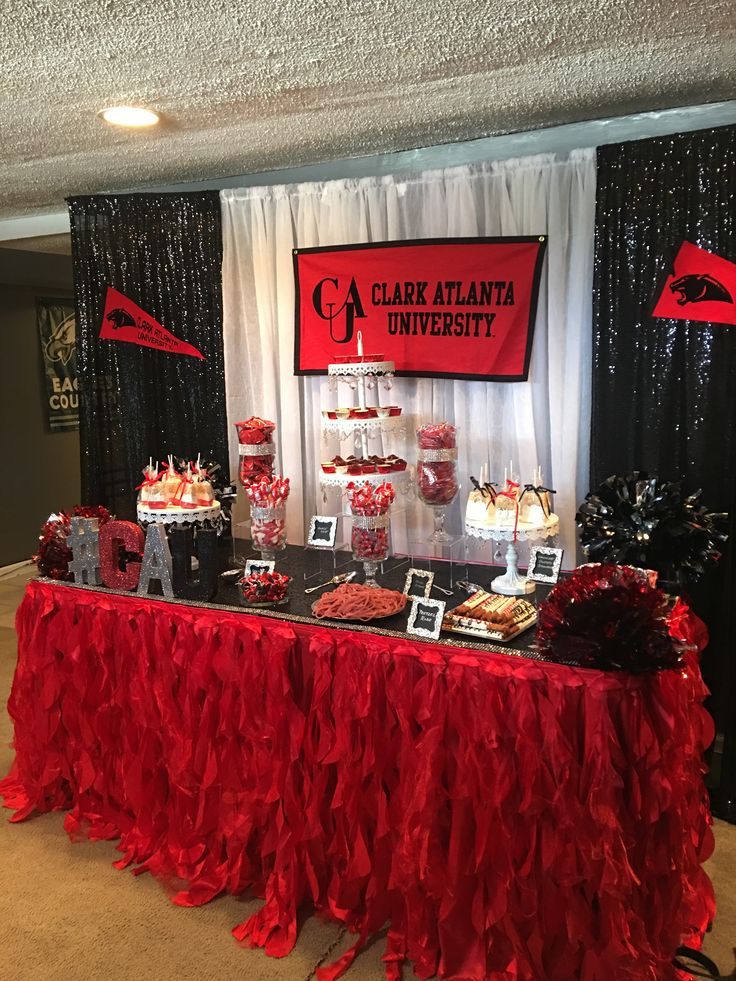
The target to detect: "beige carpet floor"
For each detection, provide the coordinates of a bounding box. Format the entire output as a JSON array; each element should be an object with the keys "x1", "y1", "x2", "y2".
[{"x1": 0, "y1": 567, "x2": 733, "y2": 980}]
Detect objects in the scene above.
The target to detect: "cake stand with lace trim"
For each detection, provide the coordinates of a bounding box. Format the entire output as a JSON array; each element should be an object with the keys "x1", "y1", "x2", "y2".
[
  {"x1": 137, "y1": 502, "x2": 224, "y2": 533},
  {"x1": 465, "y1": 514, "x2": 560, "y2": 595}
]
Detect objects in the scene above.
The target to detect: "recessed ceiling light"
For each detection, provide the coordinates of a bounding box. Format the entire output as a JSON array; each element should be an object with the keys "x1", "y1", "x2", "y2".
[{"x1": 98, "y1": 106, "x2": 160, "y2": 128}]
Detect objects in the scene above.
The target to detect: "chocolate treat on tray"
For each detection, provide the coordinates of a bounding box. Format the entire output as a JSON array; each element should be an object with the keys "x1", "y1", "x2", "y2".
[
  {"x1": 321, "y1": 455, "x2": 407, "y2": 474},
  {"x1": 443, "y1": 591, "x2": 537, "y2": 642}
]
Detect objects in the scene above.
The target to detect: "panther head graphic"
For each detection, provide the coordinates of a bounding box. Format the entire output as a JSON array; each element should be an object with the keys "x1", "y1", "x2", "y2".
[
  {"x1": 669, "y1": 274, "x2": 733, "y2": 306},
  {"x1": 105, "y1": 307, "x2": 136, "y2": 329},
  {"x1": 44, "y1": 313, "x2": 76, "y2": 366}
]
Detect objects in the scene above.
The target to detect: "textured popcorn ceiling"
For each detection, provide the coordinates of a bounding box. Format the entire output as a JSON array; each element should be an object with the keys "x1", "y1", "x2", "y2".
[{"x1": 2, "y1": 0, "x2": 736, "y2": 220}]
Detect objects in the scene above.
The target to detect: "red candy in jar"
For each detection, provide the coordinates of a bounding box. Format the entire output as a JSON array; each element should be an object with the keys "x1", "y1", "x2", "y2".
[
  {"x1": 235, "y1": 416, "x2": 276, "y2": 445},
  {"x1": 251, "y1": 511, "x2": 287, "y2": 551},
  {"x1": 417, "y1": 460, "x2": 459, "y2": 505},
  {"x1": 239, "y1": 454, "x2": 274, "y2": 488},
  {"x1": 351, "y1": 525, "x2": 389, "y2": 561},
  {"x1": 416, "y1": 422, "x2": 456, "y2": 451},
  {"x1": 416, "y1": 422, "x2": 459, "y2": 507}
]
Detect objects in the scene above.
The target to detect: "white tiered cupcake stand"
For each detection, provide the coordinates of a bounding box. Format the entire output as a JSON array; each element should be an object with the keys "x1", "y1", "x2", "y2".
[{"x1": 319, "y1": 333, "x2": 411, "y2": 503}]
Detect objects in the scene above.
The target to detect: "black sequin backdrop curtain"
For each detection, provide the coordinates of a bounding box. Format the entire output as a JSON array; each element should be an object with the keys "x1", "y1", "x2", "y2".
[
  {"x1": 68, "y1": 193, "x2": 228, "y2": 519},
  {"x1": 593, "y1": 125, "x2": 736, "y2": 821}
]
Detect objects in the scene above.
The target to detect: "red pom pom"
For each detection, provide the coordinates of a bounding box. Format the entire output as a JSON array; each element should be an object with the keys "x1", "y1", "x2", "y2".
[
  {"x1": 536, "y1": 564, "x2": 679, "y2": 673},
  {"x1": 34, "y1": 505, "x2": 113, "y2": 580}
]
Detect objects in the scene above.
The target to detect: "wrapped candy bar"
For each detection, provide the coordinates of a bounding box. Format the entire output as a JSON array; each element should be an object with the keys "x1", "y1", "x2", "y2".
[
  {"x1": 495, "y1": 479, "x2": 521, "y2": 536},
  {"x1": 136, "y1": 458, "x2": 166, "y2": 508},
  {"x1": 192, "y1": 456, "x2": 215, "y2": 507},
  {"x1": 161, "y1": 455, "x2": 181, "y2": 503},
  {"x1": 175, "y1": 463, "x2": 199, "y2": 509}
]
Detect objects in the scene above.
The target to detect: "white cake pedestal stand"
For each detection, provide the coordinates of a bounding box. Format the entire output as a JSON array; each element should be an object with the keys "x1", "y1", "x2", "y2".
[{"x1": 465, "y1": 516, "x2": 560, "y2": 596}]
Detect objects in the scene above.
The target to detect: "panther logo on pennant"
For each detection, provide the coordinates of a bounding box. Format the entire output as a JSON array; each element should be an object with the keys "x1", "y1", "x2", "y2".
[{"x1": 652, "y1": 241, "x2": 736, "y2": 327}]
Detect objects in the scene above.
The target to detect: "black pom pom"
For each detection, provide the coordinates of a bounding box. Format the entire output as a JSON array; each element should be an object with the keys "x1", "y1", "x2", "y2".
[{"x1": 576, "y1": 472, "x2": 728, "y2": 586}]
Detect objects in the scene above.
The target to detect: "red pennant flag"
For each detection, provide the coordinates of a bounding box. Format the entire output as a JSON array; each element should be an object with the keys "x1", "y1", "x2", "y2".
[
  {"x1": 99, "y1": 286, "x2": 205, "y2": 359},
  {"x1": 652, "y1": 241, "x2": 736, "y2": 327}
]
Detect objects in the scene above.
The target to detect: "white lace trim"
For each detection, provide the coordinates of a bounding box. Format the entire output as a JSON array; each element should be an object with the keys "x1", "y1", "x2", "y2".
[
  {"x1": 464, "y1": 515, "x2": 559, "y2": 542},
  {"x1": 321, "y1": 417, "x2": 406, "y2": 440},
  {"x1": 137, "y1": 503, "x2": 223, "y2": 529},
  {"x1": 327, "y1": 360, "x2": 395, "y2": 377}
]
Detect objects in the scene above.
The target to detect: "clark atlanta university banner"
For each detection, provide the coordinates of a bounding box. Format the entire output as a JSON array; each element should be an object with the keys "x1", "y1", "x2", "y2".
[{"x1": 294, "y1": 237, "x2": 547, "y2": 380}]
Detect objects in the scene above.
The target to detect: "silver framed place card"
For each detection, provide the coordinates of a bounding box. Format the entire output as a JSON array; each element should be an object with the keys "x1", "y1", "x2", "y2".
[
  {"x1": 527, "y1": 546, "x2": 564, "y2": 585},
  {"x1": 307, "y1": 515, "x2": 338, "y2": 548},
  {"x1": 403, "y1": 568, "x2": 435, "y2": 599},
  {"x1": 244, "y1": 558, "x2": 275, "y2": 577},
  {"x1": 406, "y1": 597, "x2": 446, "y2": 640}
]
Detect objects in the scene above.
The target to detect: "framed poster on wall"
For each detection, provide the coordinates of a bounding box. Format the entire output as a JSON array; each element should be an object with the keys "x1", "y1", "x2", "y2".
[{"x1": 36, "y1": 297, "x2": 79, "y2": 431}]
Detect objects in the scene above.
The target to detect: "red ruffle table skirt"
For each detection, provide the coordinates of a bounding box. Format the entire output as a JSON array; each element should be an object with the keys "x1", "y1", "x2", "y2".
[{"x1": 1, "y1": 581, "x2": 715, "y2": 980}]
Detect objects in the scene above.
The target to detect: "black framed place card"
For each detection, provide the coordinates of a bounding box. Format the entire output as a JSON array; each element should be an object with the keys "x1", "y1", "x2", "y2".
[
  {"x1": 307, "y1": 515, "x2": 338, "y2": 548},
  {"x1": 403, "y1": 568, "x2": 435, "y2": 599},
  {"x1": 244, "y1": 558, "x2": 276, "y2": 577},
  {"x1": 406, "y1": 597, "x2": 446, "y2": 640},
  {"x1": 527, "y1": 546, "x2": 563, "y2": 585}
]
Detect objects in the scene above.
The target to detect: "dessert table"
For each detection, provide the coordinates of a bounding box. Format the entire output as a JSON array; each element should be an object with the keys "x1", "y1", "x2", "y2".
[{"x1": 0, "y1": 550, "x2": 715, "y2": 980}]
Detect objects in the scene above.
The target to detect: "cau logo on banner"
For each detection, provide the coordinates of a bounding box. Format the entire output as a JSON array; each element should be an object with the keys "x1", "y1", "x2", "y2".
[
  {"x1": 294, "y1": 238, "x2": 548, "y2": 381},
  {"x1": 652, "y1": 241, "x2": 736, "y2": 327},
  {"x1": 311, "y1": 276, "x2": 366, "y2": 343}
]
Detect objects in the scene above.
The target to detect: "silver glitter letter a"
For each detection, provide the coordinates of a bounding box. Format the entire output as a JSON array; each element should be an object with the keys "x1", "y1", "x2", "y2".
[{"x1": 137, "y1": 524, "x2": 174, "y2": 598}]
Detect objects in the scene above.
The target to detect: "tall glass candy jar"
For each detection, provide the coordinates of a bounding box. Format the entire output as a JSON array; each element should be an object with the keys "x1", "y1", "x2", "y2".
[
  {"x1": 351, "y1": 512, "x2": 390, "y2": 587},
  {"x1": 416, "y1": 423, "x2": 459, "y2": 544}
]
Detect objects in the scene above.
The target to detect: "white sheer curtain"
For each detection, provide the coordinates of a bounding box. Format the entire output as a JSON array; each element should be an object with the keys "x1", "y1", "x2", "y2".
[{"x1": 221, "y1": 149, "x2": 595, "y2": 563}]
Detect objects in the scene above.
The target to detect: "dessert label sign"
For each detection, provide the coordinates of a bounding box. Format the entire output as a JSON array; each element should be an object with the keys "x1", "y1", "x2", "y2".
[{"x1": 293, "y1": 237, "x2": 547, "y2": 380}]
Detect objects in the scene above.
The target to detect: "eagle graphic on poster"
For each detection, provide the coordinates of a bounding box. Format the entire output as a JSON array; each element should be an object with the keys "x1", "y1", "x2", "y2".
[{"x1": 43, "y1": 312, "x2": 76, "y2": 366}]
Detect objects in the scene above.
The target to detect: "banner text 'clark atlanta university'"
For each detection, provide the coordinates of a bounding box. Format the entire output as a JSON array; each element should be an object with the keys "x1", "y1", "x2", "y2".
[{"x1": 294, "y1": 238, "x2": 547, "y2": 381}]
